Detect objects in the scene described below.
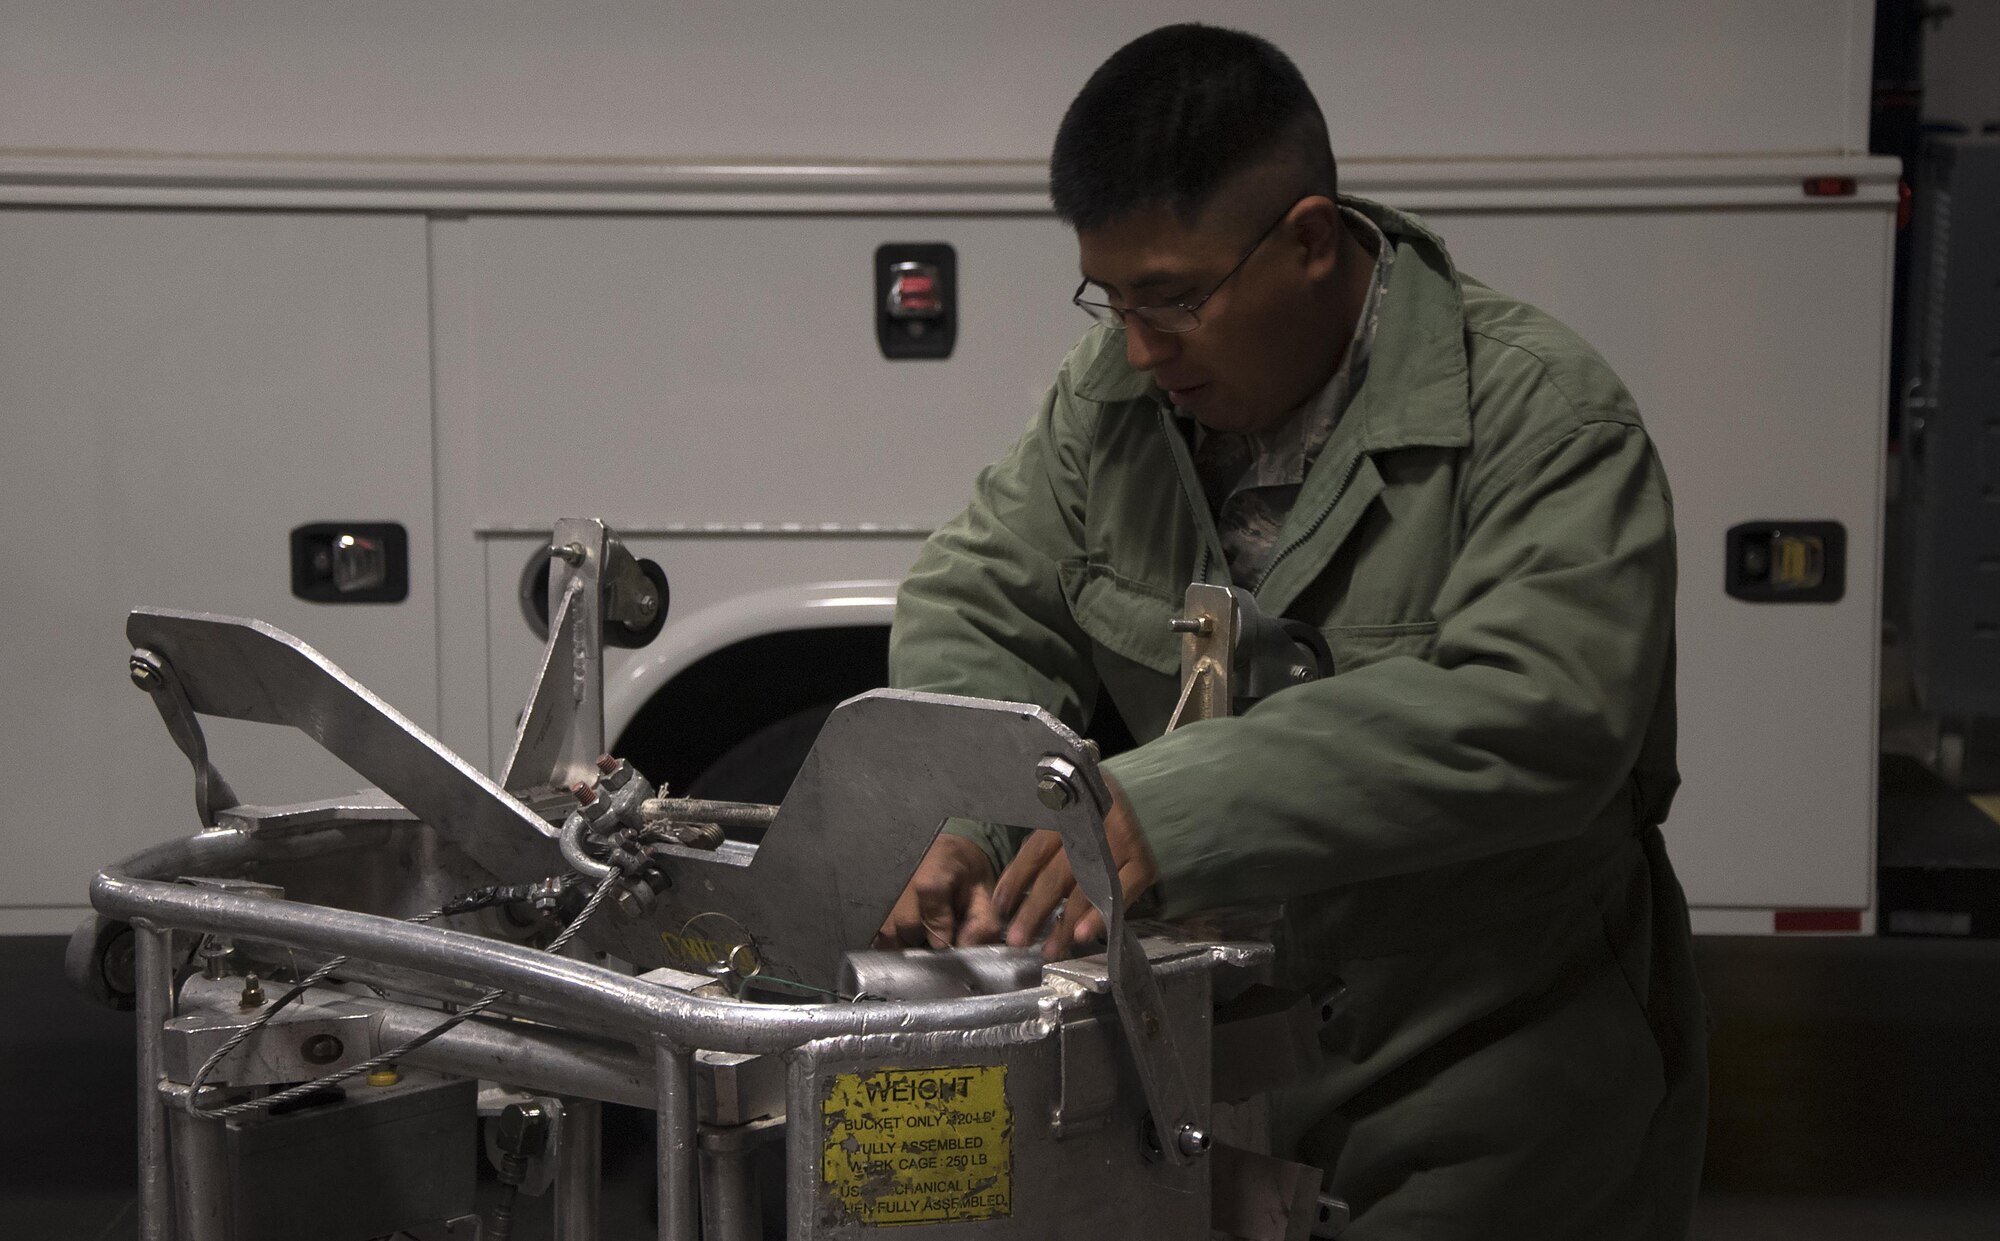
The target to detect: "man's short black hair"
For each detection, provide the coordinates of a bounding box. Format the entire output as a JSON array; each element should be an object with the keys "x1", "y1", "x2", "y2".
[{"x1": 1051, "y1": 24, "x2": 1338, "y2": 232}]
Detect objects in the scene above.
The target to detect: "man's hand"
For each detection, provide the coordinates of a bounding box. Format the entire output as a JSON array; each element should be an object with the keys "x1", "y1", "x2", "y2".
[
  {"x1": 993, "y1": 774, "x2": 1158, "y2": 960},
  {"x1": 873, "y1": 833, "x2": 1005, "y2": 950}
]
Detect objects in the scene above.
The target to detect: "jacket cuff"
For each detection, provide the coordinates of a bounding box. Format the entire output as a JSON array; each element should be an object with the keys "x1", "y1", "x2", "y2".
[{"x1": 1103, "y1": 737, "x2": 1226, "y2": 918}]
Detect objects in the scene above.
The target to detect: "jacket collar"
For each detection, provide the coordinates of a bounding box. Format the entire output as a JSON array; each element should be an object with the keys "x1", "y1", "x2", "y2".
[{"x1": 1068, "y1": 195, "x2": 1472, "y2": 453}]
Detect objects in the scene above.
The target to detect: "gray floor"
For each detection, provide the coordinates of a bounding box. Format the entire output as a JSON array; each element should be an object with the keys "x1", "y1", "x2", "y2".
[{"x1": 12, "y1": 927, "x2": 2000, "y2": 1239}]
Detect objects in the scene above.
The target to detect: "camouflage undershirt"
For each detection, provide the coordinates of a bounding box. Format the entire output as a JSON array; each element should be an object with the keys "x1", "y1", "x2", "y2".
[{"x1": 1179, "y1": 205, "x2": 1394, "y2": 589}]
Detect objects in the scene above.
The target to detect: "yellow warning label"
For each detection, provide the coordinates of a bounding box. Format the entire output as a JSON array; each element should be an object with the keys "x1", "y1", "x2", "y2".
[{"x1": 820, "y1": 1065, "x2": 1012, "y2": 1226}]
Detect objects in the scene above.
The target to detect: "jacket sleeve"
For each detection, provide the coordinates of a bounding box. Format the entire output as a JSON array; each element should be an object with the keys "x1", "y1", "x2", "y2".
[
  {"x1": 1103, "y1": 415, "x2": 1676, "y2": 917},
  {"x1": 888, "y1": 372, "x2": 1102, "y2": 878}
]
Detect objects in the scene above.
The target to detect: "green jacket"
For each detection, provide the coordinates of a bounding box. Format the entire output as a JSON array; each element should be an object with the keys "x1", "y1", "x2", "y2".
[{"x1": 891, "y1": 198, "x2": 1703, "y2": 1237}]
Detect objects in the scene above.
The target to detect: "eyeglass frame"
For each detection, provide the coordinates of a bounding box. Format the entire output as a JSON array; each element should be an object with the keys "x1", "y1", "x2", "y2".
[{"x1": 1070, "y1": 201, "x2": 1299, "y2": 334}]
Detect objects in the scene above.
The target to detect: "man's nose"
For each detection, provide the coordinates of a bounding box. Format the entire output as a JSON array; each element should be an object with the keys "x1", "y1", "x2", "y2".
[{"x1": 1124, "y1": 319, "x2": 1179, "y2": 374}]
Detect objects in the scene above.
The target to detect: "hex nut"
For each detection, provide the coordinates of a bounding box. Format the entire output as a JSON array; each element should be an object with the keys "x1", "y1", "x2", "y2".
[
  {"x1": 1036, "y1": 774, "x2": 1076, "y2": 811},
  {"x1": 497, "y1": 1100, "x2": 552, "y2": 1155}
]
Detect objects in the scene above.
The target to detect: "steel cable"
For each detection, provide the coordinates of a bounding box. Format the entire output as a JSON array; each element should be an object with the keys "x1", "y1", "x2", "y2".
[{"x1": 182, "y1": 875, "x2": 613, "y2": 1120}]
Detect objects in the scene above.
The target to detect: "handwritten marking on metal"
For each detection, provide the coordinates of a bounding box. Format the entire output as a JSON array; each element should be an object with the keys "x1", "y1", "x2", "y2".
[{"x1": 571, "y1": 598, "x2": 588, "y2": 705}]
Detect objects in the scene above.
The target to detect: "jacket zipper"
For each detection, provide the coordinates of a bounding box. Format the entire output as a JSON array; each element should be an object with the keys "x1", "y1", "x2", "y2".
[
  {"x1": 1253, "y1": 451, "x2": 1367, "y2": 594},
  {"x1": 1185, "y1": 492, "x2": 1213, "y2": 584},
  {"x1": 1160, "y1": 408, "x2": 1222, "y2": 585}
]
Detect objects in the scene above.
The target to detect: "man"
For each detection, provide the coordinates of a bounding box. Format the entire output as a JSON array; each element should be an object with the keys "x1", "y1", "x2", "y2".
[{"x1": 876, "y1": 23, "x2": 1706, "y2": 1240}]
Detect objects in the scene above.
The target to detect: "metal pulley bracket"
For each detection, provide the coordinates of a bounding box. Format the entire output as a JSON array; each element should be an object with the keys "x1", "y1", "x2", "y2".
[
  {"x1": 503, "y1": 518, "x2": 611, "y2": 797},
  {"x1": 1034, "y1": 752, "x2": 1209, "y2": 1166},
  {"x1": 1166, "y1": 583, "x2": 1331, "y2": 730},
  {"x1": 503, "y1": 519, "x2": 670, "y2": 801}
]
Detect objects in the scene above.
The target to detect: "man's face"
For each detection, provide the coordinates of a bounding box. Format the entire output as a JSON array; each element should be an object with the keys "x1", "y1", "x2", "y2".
[{"x1": 1075, "y1": 194, "x2": 1339, "y2": 434}]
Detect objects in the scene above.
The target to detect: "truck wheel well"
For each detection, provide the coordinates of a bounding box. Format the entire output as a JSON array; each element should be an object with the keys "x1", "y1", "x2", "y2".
[{"x1": 612, "y1": 625, "x2": 889, "y2": 802}]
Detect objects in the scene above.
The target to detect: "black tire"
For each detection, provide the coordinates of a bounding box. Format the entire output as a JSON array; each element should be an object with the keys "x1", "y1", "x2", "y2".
[{"x1": 683, "y1": 702, "x2": 840, "y2": 835}]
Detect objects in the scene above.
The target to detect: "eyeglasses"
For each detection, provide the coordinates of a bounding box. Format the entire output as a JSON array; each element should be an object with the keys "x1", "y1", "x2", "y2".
[{"x1": 1071, "y1": 204, "x2": 1294, "y2": 334}]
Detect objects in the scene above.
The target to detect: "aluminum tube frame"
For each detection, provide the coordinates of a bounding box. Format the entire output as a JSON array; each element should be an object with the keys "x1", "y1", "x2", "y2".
[
  {"x1": 657, "y1": 1045, "x2": 700, "y2": 1241},
  {"x1": 378, "y1": 1007, "x2": 654, "y2": 1109},
  {"x1": 554, "y1": 1098, "x2": 602, "y2": 1241},
  {"x1": 135, "y1": 923, "x2": 176, "y2": 1241},
  {"x1": 173, "y1": 984, "x2": 659, "y2": 1108},
  {"x1": 165, "y1": 1105, "x2": 230, "y2": 1241},
  {"x1": 699, "y1": 1138, "x2": 765, "y2": 1241},
  {"x1": 96, "y1": 840, "x2": 1059, "y2": 1055}
]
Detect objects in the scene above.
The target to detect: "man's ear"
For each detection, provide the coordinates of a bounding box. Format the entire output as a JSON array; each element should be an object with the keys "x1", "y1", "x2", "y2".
[{"x1": 1288, "y1": 196, "x2": 1342, "y2": 281}]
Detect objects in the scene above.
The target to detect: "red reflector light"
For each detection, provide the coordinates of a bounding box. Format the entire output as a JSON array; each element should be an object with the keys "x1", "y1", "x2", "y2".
[
  {"x1": 1803, "y1": 176, "x2": 1858, "y2": 198},
  {"x1": 1774, "y1": 908, "x2": 1863, "y2": 933},
  {"x1": 1897, "y1": 180, "x2": 1913, "y2": 230}
]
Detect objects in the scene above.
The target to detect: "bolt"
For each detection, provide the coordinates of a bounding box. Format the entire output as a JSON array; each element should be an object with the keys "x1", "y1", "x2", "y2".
[
  {"x1": 300, "y1": 1033, "x2": 345, "y2": 1065},
  {"x1": 1168, "y1": 617, "x2": 1213, "y2": 636},
  {"x1": 1036, "y1": 773, "x2": 1076, "y2": 810},
  {"x1": 128, "y1": 656, "x2": 162, "y2": 691},
  {"x1": 238, "y1": 973, "x2": 265, "y2": 1010},
  {"x1": 199, "y1": 939, "x2": 233, "y2": 980},
  {"x1": 612, "y1": 884, "x2": 655, "y2": 920},
  {"x1": 496, "y1": 1100, "x2": 552, "y2": 1164},
  {"x1": 672, "y1": 821, "x2": 725, "y2": 850},
  {"x1": 553, "y1": 541, "x2": 587, "y2": 566},
  {"x1": 1291, "y1": 664, "x2": 1313, "y2": 681},
  {"x1": 635, "y1": 591, "x2": 658, "y2": 616},
  {"x1": 1175, "y1": 1125, "x2": 1211, "y2": 1157},
  {"x1": 1314, "y1": 1194, "x2": 1352, "y2": 1236},
  {"x1": 595, "y1": 754, "x2": 619, "y2": 775},
  {"x1": 569, "y1": 781, "x2": 597, "y2": 806}
]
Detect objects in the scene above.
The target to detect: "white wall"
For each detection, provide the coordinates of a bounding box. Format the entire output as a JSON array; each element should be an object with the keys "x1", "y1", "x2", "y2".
[{"x1": 0, "y1": 1, "x2": 1873, "y2": 163}]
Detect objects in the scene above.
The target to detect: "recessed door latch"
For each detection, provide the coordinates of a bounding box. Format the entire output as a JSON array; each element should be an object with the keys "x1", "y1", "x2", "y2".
[
  {"x1": 876, "y1": 243, "x2": 956, "y2": 360},
  {"x1": 1726, "y1": 521, "x2": 1845, "y2": 602},
  {"x1": 290, "y1": 522, "x2": 409, "y2": 603}
]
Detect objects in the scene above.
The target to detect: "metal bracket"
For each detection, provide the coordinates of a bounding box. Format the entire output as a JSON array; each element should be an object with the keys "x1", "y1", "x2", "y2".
[
  {"x1": 1052, "y1": 1013, "x2": 1118, "y2": 1138},
  {"x1": 502, "y1": 517, "x2": 609, "y2": 795},
  {"x1": 1035, "y1": 752, "x2": 1208, "y2": 1165},
  {"x1": 125, "y1": 608, "x2": 560, "y2": 885},
  {"x1": 1165, "y1": 584, "x2": 1240, "y2": 731},
  {"x1": 1166, "y1": 583, "x2": 1330, "y2": 729},
  {"x1": 129, "y1": 646, "x2": 240, "y2": 827}
]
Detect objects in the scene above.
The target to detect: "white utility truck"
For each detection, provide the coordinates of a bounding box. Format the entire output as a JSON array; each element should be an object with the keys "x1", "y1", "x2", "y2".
[{"x1": 0, "y1": 1, "x2": 1893, "y2": 937}]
